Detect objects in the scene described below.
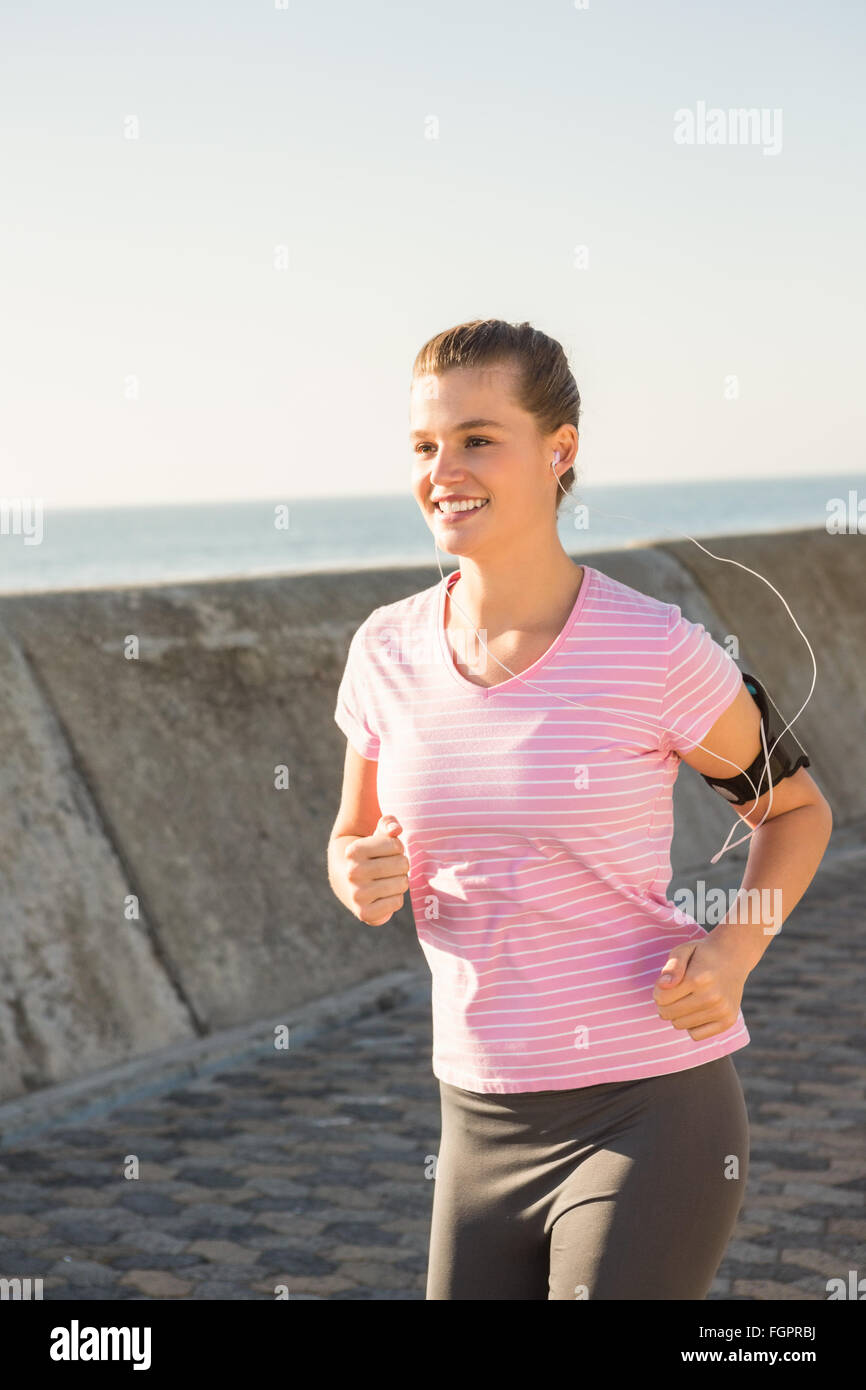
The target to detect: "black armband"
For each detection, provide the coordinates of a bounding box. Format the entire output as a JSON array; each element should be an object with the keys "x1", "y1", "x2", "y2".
[{"x1": 700, "y1": 672, "x2": 811, "y2": 806}]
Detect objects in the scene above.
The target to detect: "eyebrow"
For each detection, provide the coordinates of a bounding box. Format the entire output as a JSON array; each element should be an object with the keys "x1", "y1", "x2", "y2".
[{"x1": 409, "y1": 418, "x2": 505, "y2": 439}]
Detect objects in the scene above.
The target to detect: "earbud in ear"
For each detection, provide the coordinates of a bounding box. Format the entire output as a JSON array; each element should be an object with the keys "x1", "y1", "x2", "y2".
[{"x1": 552, "y1": 450, "x2": 561, "y2": 467}]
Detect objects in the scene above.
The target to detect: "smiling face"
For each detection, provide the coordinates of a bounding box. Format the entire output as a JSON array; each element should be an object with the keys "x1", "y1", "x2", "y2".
[{"x1": 410, "y1": 362, "x2": 559, "y2": 558}]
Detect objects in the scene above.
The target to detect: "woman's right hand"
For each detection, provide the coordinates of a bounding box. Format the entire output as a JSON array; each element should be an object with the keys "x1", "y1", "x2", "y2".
[{"x1": 343, "y1": 815, "x2": 410, "y2": 925}]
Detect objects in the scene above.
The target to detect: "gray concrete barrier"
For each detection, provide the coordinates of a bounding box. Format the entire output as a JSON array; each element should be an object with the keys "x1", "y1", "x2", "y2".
[{"x1": 0, "y1": 525, "x2": 859, "y2": 1104}]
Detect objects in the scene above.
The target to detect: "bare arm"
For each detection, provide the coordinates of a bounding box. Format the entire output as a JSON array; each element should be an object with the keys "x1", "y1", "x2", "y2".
[
  {"x1": 652, "y1": 684, "x2": 833, "y2": 1039},
  {"x1": 678, "y1": 682, "x2": 833, "y2": 969}
]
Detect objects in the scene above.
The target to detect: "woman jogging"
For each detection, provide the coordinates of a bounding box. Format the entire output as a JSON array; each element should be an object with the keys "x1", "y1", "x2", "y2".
[{"x1": 327, "y1": 319, "x2": 833, "y2": 1300}]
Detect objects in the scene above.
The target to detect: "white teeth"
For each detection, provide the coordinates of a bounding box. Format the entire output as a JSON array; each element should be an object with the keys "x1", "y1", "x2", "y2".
[{"x1": 436, "y1": 498, "x2": 488, "y2": 514}]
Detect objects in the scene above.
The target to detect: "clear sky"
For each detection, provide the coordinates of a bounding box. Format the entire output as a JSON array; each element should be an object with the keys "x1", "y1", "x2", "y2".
[{"x1": 1, "y1": 0, "x2": 863, "y2": 507}]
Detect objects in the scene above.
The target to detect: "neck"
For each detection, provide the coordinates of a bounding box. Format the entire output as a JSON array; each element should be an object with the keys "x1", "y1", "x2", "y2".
[{"x1": 444, "y1": 529, "x2": 583, "y2": 636}]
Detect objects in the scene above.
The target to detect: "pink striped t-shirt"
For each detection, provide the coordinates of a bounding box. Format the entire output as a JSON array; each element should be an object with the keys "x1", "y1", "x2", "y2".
[{"x1": 334, "y1": 563, "x2": 750, "y2": 1094}]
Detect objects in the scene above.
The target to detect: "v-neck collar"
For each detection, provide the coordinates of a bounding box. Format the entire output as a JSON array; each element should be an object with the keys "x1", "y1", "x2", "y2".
[{"x1": 434, "y1": 564, "x2": 594, "y2": 698}]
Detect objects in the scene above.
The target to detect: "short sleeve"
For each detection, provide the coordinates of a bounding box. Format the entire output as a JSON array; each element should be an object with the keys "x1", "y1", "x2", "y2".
[
  {"x1": 334, "y1": 614, "x2": 381, "y2": 761},
  {"x1": 658, "y1": 604, "x2": 743, "y2": 759}
]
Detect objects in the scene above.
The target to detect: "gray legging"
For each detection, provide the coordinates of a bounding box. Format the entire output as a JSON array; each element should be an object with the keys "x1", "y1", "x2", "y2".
[{"x1": 426, "y1": 1055, "x2": 750, "y2": 1300}]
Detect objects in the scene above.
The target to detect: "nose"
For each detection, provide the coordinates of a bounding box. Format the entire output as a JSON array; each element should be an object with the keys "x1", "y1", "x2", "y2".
[{"x1": 427, "y1": 446, "x2": 468, "y2": 487}]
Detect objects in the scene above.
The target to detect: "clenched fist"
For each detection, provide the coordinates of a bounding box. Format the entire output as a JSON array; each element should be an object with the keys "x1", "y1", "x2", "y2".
[{"x1": 343, "y1": 815, "x2": 410, "y2": 926}]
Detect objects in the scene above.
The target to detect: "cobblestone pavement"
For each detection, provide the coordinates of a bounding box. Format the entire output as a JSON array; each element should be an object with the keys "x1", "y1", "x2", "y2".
[{"x1": 1, "y1": 847, "x2": 864, "y2": 1301}]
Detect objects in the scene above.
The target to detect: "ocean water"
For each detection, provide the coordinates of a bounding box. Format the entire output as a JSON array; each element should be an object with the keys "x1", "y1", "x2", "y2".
[{"x1": 0, "y1": 473, "x2": 860, "y2": 595}]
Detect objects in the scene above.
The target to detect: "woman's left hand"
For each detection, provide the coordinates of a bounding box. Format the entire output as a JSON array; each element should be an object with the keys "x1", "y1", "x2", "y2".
[{"x1": 652, "y1": 935, "x2": 751, "y2": 1041}]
